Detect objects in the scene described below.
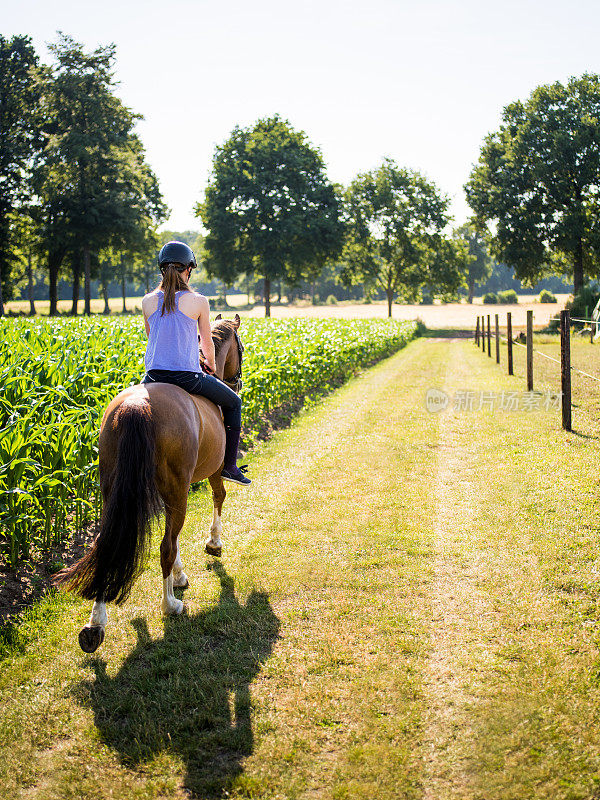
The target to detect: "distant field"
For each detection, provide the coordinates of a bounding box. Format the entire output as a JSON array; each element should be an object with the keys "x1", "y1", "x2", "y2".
[
  {"x1": 242, "y1": 295, "x2": 570, "y2": 330},
  {"x1": 5, "y1": 293, "x2": 569, "y2": 329},
  {"x1": 5, "y1": 297, "x2": 145, "y2": 315}
]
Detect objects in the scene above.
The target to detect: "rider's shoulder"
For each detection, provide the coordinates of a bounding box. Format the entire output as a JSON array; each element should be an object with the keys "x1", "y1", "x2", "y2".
[
  {"x1": 177, "y1": 291, "x2": 208, "y2": 318},
  {"x1": 142, "y1": 290, "x2": 160, "y2": 310},
  {"x1": 188, "y1": 291, "x2": 209, "y2": 308}
]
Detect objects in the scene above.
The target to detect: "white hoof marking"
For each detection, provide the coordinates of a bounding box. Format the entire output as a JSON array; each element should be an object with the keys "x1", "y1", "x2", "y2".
[
  {"x1": 89, "y1": 601, "x2": 107, "y2": 628},
  {"x1": 162, "y1": 575, "x2": 184, "y2": 615},
  {"x1": 161, "y1": 596, "x2": 184, "y2": 616},
  {"x1": 173, "y1": 571, "x2": 189, "y2": 588}
]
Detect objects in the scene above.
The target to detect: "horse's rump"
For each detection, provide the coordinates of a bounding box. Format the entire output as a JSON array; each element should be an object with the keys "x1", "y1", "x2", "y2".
[{"x1": 99, "y1": 384, "x2": 226, "y2": 488}]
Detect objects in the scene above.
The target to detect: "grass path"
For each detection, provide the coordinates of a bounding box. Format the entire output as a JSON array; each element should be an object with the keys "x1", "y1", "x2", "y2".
[{"x1": 2, "y1": 338, "x2": 600, "y2": 798}]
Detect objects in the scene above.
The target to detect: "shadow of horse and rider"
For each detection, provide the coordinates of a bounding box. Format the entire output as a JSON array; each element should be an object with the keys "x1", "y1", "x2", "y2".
[{"x1": 74, "y1": 563, "x2": 280, "y2": 798}]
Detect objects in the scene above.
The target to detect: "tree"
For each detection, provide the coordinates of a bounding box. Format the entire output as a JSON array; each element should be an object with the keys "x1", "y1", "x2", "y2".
[
  {"x1": 454, "y1": 222, "x2": 492, "y2": 302},
  {"x1": 0, "y1": 35, "x2": 41, "y2": 315},
  {"x1": 197, "y1": 115, "x2": 344, "y2": 317},
  {"x1": 342, "y1": 159, "x2": 453, "y2": 316},
  {"x1": 34, "y1": 35, "x2": 166, "y2": 314},
  {"x1": 465, "y1": 74, "x2": 600, "y2": 295}
]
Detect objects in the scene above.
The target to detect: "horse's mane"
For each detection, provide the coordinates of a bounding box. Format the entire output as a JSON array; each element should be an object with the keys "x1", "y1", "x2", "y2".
[{"x1": 210, "y1": 320, "x2": 236, "y2": 358}]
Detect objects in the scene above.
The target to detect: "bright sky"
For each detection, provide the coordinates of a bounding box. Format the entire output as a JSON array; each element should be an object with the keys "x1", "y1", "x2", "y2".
[{"x1": 5, "y1": 0, "x2": 600, "y2": 231}]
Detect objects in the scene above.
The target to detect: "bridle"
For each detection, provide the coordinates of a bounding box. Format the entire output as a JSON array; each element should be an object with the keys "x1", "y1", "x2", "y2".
[{"x1": 224, "y1": 330, "x2": 244, "y2": 393}]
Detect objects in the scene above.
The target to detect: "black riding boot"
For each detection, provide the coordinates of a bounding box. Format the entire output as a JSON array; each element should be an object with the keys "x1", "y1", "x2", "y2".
[{"x1": 222, "y1": 426, "x2": 251, "y2": 486}]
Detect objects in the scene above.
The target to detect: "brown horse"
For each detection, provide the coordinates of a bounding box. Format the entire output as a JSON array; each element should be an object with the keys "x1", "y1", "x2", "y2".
[{"x1": 54, "y1": 314, "x2": 244, "y2": 653}]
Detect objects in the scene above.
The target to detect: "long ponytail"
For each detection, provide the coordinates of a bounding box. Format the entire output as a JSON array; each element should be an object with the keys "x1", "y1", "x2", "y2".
[{"x1": 159, "y1": 263, "x2": 189, "y2": 315}]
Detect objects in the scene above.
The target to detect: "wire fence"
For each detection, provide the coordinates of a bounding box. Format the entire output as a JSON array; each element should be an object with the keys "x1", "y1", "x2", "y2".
[{"x1": 474, "y1": 310, "x2": 600, "y2": 431}]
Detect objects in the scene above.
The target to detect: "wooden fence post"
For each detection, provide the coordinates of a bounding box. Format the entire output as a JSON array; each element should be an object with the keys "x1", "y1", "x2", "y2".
[
  {"x1": 475, "y1": 317, "x2": 479, "y2": 346},
  {"x1": 507, "y1": 312, "x2": 513, "y2": 376},
  {"x1": 526, "y1": 309, "x2": 533, "y2": 391},
  {"x1": 481, "y1": 316, "x2": 485, "y2": 352},
  {"x1": 487, "y1": 314, "x2": 491, "y2": 357},
  {"x1": 495, "y1": 314, "x2": 500, "y2": 364},
  {"x1": 561, "y1": 309, "x2": 572, "y2": 431}
]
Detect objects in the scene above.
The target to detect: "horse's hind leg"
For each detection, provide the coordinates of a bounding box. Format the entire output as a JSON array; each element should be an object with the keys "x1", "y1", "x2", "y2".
[
  {"x1": 172, "y1": 539, "x2": 189, "y2": 589},
  {"x1": 206, "y1": 471, "x2": 226, "y2": 557},
  {"x1": 79, "y1": 600, "x2": 108, "y2": 652},
  {"x1": 160, "y1": 486, "x2": 189, "y2": 616},
  {"x1": 78, "y1": 470, "x2": 112, "y2": 652}
]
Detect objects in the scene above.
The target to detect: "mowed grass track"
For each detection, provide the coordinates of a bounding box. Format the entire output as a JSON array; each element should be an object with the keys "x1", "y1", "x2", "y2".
[{"x1": 2, "y1": 339, "x2": 600, "y2": 798}]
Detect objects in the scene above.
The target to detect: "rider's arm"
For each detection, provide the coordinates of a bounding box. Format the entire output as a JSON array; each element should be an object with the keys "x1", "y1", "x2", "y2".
[
  {"x1": 141, "y1": 295, "x2": 151, "y2": 337},
  {"x1": 197, "y1": 295, "x2": 216, "y2": 373}
]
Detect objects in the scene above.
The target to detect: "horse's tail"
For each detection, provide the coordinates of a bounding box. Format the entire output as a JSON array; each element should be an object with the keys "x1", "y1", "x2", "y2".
[{"x1": 53, "y1": 399, "x2": 162, "y2": 605}]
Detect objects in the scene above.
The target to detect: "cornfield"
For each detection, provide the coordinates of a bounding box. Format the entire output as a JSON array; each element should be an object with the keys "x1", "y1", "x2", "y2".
[{"x1": 0, "y1": 316, "x2": 418, "y2": 567}]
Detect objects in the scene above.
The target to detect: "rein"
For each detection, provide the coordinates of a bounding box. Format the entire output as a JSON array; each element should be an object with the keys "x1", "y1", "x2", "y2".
[{"x1": 225, "y1": 331, "x2": 244, "y2": 391}]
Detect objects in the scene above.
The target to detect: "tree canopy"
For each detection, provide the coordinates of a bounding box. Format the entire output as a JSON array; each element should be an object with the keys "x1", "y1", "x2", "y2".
[
  {"x1": 32, "y1": 34, "x2": 167, "y2": 314},
  {"x1": 342, "y1": 159, "x2": 461, "y2": 315},
  {"x1": 465, "y1": 74, "x2": 600, "y2": 295},
  {"x1": 197, "y1": 115, "x2": 344, "y2": 316}
]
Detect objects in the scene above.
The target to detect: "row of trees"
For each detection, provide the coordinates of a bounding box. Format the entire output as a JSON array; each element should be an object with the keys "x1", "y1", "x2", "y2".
[
  {"x1": 197, "y1": 117, "x2": 469, "y2": 317},
  {"x1": 198, "y1": 75, "x2": 600, "y2": 316},
  {"x1": 4, "y1": 31, "x2": 594, "y2": 317},
  {"x1": 0, "y1": 33, "x2": 167, "y2": 316}
]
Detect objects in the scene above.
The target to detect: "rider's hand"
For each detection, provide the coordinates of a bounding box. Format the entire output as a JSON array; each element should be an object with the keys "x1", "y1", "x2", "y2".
[{"x1": 205, "y1": 360, "x2": 216, "y2": 375}]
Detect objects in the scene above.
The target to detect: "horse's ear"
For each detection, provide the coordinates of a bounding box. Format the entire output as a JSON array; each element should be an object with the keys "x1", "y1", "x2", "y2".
[
  {"x1": 215, "y1": 313, "x2": 222, "y2": 320},
  {"x1": 233, "y1": 313, "x2": 241, "y2": 329}
]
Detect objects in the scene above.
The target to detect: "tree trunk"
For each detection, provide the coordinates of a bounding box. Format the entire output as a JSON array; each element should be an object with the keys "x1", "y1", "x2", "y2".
[
  {"x1": 277, "y1": 281, "x2": 282, "y2": 303},
  {"x1": 27, "y1": 249, "x2": 36, "y2": 315},
  {"x1": 574, "y1": 239, "x2": 584, "y2": 295},
  {"x1": 83, "y1": 247, "x2": 91, "y2": 315},
  {"x1": 218, "y1": 281, "x2": 227, "y2": 307},
  {"x1": 386, "y1": 287, "x2": 394, "y2": 318},
  {"x1": 100, "y1": 262, "x2": 110, "y2": 314},
  {"x1": 49, "y1": 259, "x2": 59, "y2": 316},
  {"x1": 467, "y1": 277, "x2": 474, "y2": 304},
  {"x1": 264, "y1": 277, "x2": 271, "y2": 318},
  {"x1": 120, "y1": 255, "x2": 126, "y2": 313},
  {"x1": 71, "y1": 262, "x2": 81, "y2": 315}
]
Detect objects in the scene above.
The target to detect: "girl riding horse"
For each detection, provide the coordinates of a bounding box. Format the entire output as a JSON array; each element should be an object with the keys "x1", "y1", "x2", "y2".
[
  {"x1": 142, "y1": 241, "x2": 250, "y2": 486},
  {"x1": 54, "y1": 242, "x2": 248, "y2": 653}
]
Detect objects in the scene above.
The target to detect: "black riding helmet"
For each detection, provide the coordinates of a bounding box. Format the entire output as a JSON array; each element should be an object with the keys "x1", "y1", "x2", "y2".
[{"x1": 158, "y1": 241, "x2": 197, "y2": 273}]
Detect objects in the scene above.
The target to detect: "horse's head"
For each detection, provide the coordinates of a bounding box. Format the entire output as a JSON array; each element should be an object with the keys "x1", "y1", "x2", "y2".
[{"x1": 207, "y1": 313, "x2": 244, "y2": 393}]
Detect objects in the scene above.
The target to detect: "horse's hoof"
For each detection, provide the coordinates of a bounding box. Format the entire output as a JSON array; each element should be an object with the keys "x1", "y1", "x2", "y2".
[
  {"x1": 162, "y1": 598, "x2": 185, "y2": 616},
  {"x1": 205, "y1": 543, "x2": 222, "y2": 557},
  {"x1": 79, "y1": 625, "x2": 105, "y2": 653}
]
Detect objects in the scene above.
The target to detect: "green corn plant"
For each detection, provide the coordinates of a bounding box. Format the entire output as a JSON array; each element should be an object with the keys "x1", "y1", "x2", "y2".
[{"x1": 0, "y1": 316, "x2": 418, "y2": 566}]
